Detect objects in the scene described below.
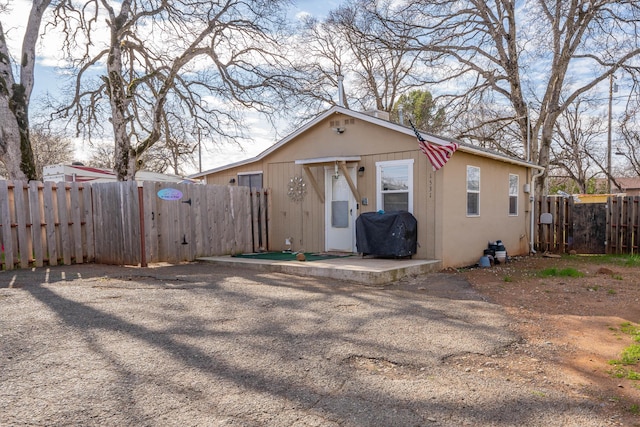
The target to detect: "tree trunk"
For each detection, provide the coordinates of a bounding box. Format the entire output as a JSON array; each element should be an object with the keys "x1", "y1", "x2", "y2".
[
  {"x1": 105, "y1": 2, "x2": 134, "y2": 181},
  {"x1": 0, "y1": 98, "x2": 28, "y2": 181},
  {"x1": 536, "y1": 119, "x2": 556, "y2": 194},
  {"x1": 0, "y1": 1, "x2": 50, "y2": 181}
]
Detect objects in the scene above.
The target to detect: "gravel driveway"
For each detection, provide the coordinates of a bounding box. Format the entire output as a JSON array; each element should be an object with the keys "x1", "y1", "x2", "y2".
[{"x1": 0, "y1": 263, "x2": 613, "y2": 426}]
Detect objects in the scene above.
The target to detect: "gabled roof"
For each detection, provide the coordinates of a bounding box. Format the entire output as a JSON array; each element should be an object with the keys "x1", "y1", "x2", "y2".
[{"x1": 190, "y1": 105, "x2": 542, "y2": 178}]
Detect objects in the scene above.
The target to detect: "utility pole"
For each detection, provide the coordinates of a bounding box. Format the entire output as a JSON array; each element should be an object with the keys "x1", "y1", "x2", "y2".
[
  {"x1": 198, "y1": 128, "x2": 202, "y2": 173},
  {"x1": 607, "y1": 74, "x2": 618, "y2": 193}
]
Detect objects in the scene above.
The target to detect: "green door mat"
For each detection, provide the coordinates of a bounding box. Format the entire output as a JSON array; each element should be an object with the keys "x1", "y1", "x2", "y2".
[{"x1": 232, "y1": 252, "x2": 351, "y2": 262}]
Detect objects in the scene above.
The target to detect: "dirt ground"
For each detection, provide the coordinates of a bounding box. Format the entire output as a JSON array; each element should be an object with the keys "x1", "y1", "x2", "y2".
[{"x1": 459, "y1": 254, "x2": 640, "y2": 425}]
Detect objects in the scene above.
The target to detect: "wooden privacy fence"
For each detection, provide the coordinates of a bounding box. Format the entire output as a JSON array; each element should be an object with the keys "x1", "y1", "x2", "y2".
[
  {"x1": 535, "y1": 195, "x2": 640, "y2": 255},
  {"x1": 0, "y1": 180, "x2": 94, "y2": 270},
  {"x1": 1, "y1": 180, "x2": 270, "y2": 270},
  {"x1": 535, "y1": 196, "x2": 570, "y2": 254},
  {"x1": 608, "y1": 196, "x2": 640, "y2": 255}
]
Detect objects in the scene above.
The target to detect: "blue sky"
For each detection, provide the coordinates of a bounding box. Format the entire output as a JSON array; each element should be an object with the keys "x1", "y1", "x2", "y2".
[{"x1": 290, "y1": 0, "x2": 341, "y2": 18}]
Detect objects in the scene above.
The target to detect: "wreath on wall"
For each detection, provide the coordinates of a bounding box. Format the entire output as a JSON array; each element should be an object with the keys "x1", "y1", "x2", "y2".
[{"x1": 287, "y1": 175, "x2": 307, "y2": 202}]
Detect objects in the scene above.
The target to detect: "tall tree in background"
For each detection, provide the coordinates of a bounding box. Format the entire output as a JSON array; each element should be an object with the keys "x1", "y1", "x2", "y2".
[
  {"x1": 291, "y1": 0, "x2": 427, "y2": 121},
  {"x1": 51, "y1": 0, "x2": 291, "y2": 180},
  {"x1": 0, "y1": 123, "x2": 74, "y2": 180},
  {"x1": 550, "y1": 98, "x2": 607, "y2": 194},
  {"x1": 394, "y1": 0, "x2": 640, "y2": 192},
  {"x1": 85, "y1": 142, "x2": 114, "y2": 170},
  {"x1": 0, "y1": 0, "x2": 51, "y2": 181},
  {"x1": 391, "y1": 90, "x2": 445, "y2": 133},
  {"x1": 617, "y1": 101, "x2": 640, "y2": 176},
  {"x1": 30, "y1": 124, "x2": 74, "y2": 180}
]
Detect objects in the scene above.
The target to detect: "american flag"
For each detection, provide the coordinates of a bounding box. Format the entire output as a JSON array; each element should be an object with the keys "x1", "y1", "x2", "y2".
[{"x1": 409, "y1": 120, "x2": 459, "y2": 171}]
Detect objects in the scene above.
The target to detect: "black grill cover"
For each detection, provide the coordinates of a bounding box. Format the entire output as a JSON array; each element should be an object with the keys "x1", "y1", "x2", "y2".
[{"x1": 356, "y1": 211, "x2": 417, "y2": 257}]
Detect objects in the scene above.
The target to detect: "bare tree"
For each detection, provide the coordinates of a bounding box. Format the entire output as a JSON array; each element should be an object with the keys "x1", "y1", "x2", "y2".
[
  {"x1": 393, "y1": 0, "x2": 640, "y2": 193},
  {"x1": 138, "y1": 132, "x2": 198, "y2": 176},
  {"x1": 0, "y1": 0, "x2": 51, "y2": 181},
  {"x1": 85, "y1": 142, "x2": 114, "y2": 170},
  {"x1": 30, "y1": 124, "x2": 75, "y2": 180},
  {"x1": 0, "y1": 122, "x2": 74, "y2": 179},
  {"x1": 50, "y1": 0, "x2": 291, "y2": 180},
  {"x1": 550, "y1": 99, "x2": 607, "y2": 193},
  {"x1": 289, "y1": 0, "x2": 428, "y2": 121},
  {"x1": 617, "y1": 100, "x2": 640, "y2": 176}
]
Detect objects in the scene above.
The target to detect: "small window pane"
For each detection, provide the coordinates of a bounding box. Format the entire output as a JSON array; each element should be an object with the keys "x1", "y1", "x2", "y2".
[
  {"x1": 383, "y1": 193, "x2": 409, "y2": 212},
  {"x1": 509, "y1": 174, "x2": 518, "y2": 215},
  {"x1": 467, "y1": 193, "x2": 479, "y2": 216},
  {"x1": 238, "y1": 173, "x2": 263, "y2": 189},
  {"x1": 381, "y1": 165, "x2": 409, "y2": 191},
  {"x1": 331, "y1": 201, "x2": 349, "y2": 227},
  {"x1": 467, "y1": 167, "x2": 480, "y2": 191},
  {"x1": 509, "y1": 196, "x2": 517, "y2": 215},
  {"x1": 509, "y1": 175, "x2": 518, "y2": 195}
]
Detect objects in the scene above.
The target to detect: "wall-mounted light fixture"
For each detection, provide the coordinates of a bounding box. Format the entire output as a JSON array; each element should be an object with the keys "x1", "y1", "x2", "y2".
[
  {"x1": 333, "y1": 127, "x2": 345, "y2": 134},
  {"x1": 358, "y1": 166, "x2": 365, "y2": 177},
  {"x1": 229, "y1": 178, "x2": 236, "y2": 184},
  {"x1": 333, "y1": 162, "x2": 340, "y2": 180}
]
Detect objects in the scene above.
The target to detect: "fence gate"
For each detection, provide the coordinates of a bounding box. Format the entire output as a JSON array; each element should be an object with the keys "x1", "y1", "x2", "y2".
[
  {"x1": 92, "y1": 181, "x2": 141, "y2": 265},
  {"x1": 141, "y1": 181, "x2": 254, "y2": 264},
  {"x1": 536, "y1": 195, "x2": 640, "y2": 255},
  {"x1": 569, "y1": 200, "x2": 606, "y2": 254}
]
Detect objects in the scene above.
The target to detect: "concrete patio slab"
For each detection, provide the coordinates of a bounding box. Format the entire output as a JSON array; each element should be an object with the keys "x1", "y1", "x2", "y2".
[{"x1": 197, "y1": 255, "x2": 442, "y2": 285}]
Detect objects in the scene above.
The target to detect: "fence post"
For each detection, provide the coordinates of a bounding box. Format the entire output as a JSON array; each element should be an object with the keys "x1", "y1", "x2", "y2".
[
  {"x1": 13, "y1": 182, "x2": 30, "y2": 268},
  {"x1": 28, "y1": 181, "x2": 44, "y2": 266},
  {"x1": 606, "y1": 196, "x2": 611, "y2": 254},
  {"x1": 0, "y1": 181, "x2": 14, "y2": 270},
  {"x1": 138, "y1": 185, "x2": 147, "y2": 267},
  {"x1": 633, "y1": 197, "x2": 640, "y2": 255}
]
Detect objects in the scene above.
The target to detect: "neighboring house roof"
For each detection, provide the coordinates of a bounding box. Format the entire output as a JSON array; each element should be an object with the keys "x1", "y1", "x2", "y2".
[
  {"x1": 190, "y1": 105, "x2": 543, "y2": 178},
  {"x1": 614, "y1": 177, "x2": 640, "y2": 191}
]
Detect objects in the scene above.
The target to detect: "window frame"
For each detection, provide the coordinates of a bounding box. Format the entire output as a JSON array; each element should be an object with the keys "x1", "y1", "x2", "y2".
[
  {"x1": 466, "y1": 165, "x2": 480, "y2": 217},
  {"x1": 375, "y1": 159, "x2": 414, "y2": 213},
  {"x1": 508, "y1": 173, "x2": 519, "y2": 216},
  {"x1": 237, "y1": 171, "x2": 263, "y2": 190}
]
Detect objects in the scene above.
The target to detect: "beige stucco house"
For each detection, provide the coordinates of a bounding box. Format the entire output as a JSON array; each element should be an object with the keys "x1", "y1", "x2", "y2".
[{"x1": 191, "y1": 106, "x2": 544, "y2": 268}]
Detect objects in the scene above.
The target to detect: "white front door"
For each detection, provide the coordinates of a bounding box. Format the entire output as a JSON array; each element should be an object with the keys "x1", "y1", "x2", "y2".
[{"x1": 325, "y1": 166, "x2": 356, "y2": 252}]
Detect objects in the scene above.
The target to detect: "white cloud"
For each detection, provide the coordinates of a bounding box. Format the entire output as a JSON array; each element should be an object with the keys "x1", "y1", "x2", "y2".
[{"x1": 1, "y1": 0, "x2": 33, "y2": 56}]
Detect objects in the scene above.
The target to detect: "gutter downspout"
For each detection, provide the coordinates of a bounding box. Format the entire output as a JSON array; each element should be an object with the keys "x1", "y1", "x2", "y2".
[{"x1": 530, "y1": 167, "x2": 545, "y2": 254}]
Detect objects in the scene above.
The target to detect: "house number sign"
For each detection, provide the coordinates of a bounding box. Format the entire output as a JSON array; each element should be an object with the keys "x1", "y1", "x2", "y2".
[{"x1": 157, "y1": 188, "x2": 183, "y2": 201}]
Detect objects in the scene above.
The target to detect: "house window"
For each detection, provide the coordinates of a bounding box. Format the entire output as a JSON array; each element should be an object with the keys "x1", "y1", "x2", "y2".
[
  {"x1": 238, "y1": 172, "x2": 263, "y2": 189},
  {"x1": 376, "y1": 159, "x2": 414, "y2": 212},
  {"x1": 509, "y1": 174, "x2": 519, "y2": 216},
  {"x1": 467, "y1": 165, "x2": 480, "y2": 216}
]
